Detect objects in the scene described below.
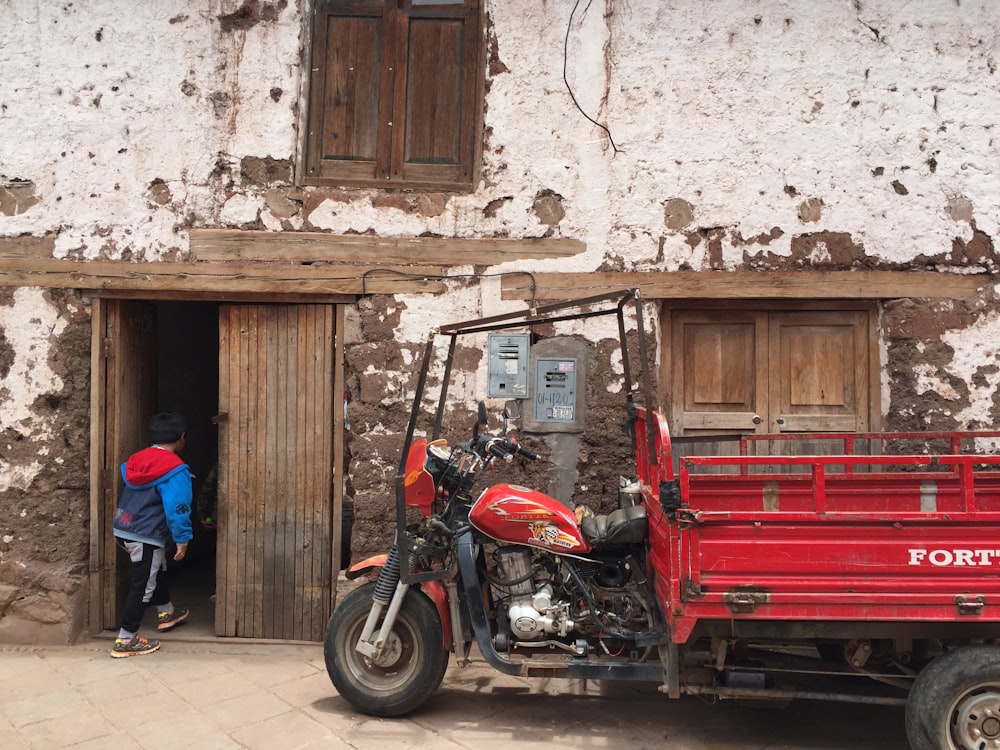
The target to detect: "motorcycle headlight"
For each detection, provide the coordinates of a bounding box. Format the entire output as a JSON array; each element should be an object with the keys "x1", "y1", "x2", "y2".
[{"x1": 425, "y1": 442, "x2": 453, "y2": 485}]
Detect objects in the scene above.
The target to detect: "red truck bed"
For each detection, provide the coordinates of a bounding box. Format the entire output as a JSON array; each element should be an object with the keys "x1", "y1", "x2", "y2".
[{"x1": 634, "y1": 408, "x2": 1000, "y2": 643}]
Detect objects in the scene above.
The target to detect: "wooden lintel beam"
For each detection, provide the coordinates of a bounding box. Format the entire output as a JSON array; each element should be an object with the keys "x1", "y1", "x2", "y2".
[
  {"x1": 501, "y1": 271, "x2": 990, "y2": 300},
  {"x1": 0, "y1": 235, "x2": 56, "y2": 258},
  {"x1": 0, "y1": 259, "x2": 444, "y2": 296},
  {"x1": 189, "y1": 229, "x2": 586, "y2": 264},
  {"x1": 91, "y1": 290, "x2": 358, "y2": 304}
]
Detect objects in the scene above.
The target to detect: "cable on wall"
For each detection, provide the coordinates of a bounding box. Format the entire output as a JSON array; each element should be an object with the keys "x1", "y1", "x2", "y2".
[
  {"x1": 360, "y1": 268, "x2": 539, "y2": 310},
  {"x1": 564, "y1": 0, "x2": 620, "y2": 154}
]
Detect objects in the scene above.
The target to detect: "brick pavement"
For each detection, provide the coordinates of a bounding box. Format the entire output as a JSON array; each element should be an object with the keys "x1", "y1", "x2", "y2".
[{"x1": 0, "y1": 631, "x2": 910, "y2": 750}]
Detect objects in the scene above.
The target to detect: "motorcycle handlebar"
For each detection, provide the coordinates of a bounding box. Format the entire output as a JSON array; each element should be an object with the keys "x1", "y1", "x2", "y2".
[
  {"x1": 513, "y1": 443, "x2": 538, "y2": 460},
  {"x1": 486, "y1": 439, "x2": 515, "y2": 463},
  {"x1": 484, "y1": 438, "x2": 538, "y2": 462}
]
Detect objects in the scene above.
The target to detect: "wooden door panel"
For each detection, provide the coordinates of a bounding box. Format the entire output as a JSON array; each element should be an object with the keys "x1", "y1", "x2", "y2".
[
  {"x1": 682, "y1": 412, "x2": 762, "y2": 432},
  {"x1": 670, "y1": 312, "x2": 767, "y2": 469},
  {"x1": 102, "y1": 300, "x2": 157, "y2": 629},
  {"x1": 674, "y1": 313, "x2": 767, "y2": 432},
  {"x1": 217, "y1": 304, "x2": 335, "y2": 641},
  {"x1": 770, "y1": 312, "x2": 869, "y2": 433},
  {"x1": 688, "y1": 324, "x2": 753, "y2": 410}
]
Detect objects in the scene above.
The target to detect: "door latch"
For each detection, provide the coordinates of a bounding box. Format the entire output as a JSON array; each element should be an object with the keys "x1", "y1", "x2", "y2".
[
  {"x1": 956, "y1": 594, "x2": 986, "y2": 616},
  {"x1": 723, "y1": 587, "x2": 769, "y2": 614}
]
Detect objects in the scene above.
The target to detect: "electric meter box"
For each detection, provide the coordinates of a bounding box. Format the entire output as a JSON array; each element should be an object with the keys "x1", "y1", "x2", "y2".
[
  {"x1": 487, "y1": 334, "x2": 530, "y2": 398},
  {"x1": 533, "y1": 358, "x2": 577, "y2": 423}
]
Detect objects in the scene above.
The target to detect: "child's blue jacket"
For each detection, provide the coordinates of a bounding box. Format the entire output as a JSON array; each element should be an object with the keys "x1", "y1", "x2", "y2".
[{"x1": 112, "y1": 445, "x2": 193, "y2": 547}]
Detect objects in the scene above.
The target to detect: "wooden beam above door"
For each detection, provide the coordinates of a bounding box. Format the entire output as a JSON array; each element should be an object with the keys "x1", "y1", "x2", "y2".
[
  {"x1": 501, "y1": 270, "x2": 990, "y2": 301},
  {"x1": 0, "y1": 231, "x2": 585, "y2": 299},
  {"x1": 2, "y1": 234, "x2": 991, "y2": 301},
  {"x1": 0, "y1": 257, "x2": 444, "y2": 299},
  {"x1": 189, "y1": 229, "x2": 586, "y2": 264}
]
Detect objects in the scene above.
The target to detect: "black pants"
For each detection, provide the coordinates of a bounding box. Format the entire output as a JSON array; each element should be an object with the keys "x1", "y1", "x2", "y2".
[{"x1": 119, "y1": 540, "x2": 170, "y2": 634}]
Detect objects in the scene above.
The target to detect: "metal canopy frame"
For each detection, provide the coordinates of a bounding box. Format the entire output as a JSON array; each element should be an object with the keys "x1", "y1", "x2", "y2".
[{"x1": 393, "y1": 289, "x2": 656, "y2": 583}]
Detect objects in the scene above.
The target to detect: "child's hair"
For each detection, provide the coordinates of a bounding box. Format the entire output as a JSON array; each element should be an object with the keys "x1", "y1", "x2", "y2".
[{"x1": 148, "y1": 412, "x2": 186, "y2": 444}]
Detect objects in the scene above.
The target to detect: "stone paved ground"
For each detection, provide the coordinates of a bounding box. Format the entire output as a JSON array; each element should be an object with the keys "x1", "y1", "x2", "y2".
[{"x1": 0, "y1": 630, "x2": 910, "y2": 750}]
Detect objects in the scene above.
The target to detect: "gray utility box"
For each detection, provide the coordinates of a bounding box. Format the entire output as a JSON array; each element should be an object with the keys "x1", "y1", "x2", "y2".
[
  {"x1": 533, "y1": 358, "x2": 577, "y2": 423},
  {"x1": 521, "y1": 336, "x2": 589, "y2": 434},
  {"x1": 487, "y1": 334, "x2": 530, "y2": 398}
]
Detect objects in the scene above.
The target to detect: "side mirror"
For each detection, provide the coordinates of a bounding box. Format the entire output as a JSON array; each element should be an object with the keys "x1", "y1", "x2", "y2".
[
  {"x1": 502, "y1": 400, "x2": 521, "y2": 421},
  {"x1": 501, "y1": 400, "x2": 521, "y2": 436}
]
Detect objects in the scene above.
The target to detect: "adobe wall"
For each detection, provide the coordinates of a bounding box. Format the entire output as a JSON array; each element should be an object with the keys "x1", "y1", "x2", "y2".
[
  {"x1": 1, "y1": 0, "x2": 998, "y2": 641},
  {"x1": 0, "y1": 289, "x2": 91, "y2": 643}
]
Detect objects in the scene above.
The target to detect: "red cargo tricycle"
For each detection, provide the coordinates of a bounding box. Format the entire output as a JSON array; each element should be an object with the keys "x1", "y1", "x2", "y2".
[{"x1": 325, "y1": 289, "x2": 1000, "y2": 750}]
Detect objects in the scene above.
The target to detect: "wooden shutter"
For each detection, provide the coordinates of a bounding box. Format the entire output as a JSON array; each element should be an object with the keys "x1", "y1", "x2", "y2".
[
  {"x1": 217, "y1": 304, "x2": 335, "y2": 640},
  {"x1": 667, "y1": 307, "x2": 874, "y2": 462},
  {"x1": 396, "y1": 2, "x2": 480, "y2": 184},
  {"x1": 769, "y1": 311, "x2": 870, "y2": 433},
  {"x1": 307, "y1": 0, "x2": 388, "y2": 183},
  {"x1": 305, "y1": 0, "x2": 482, "y2": 189},
  {"x1": 767, "y1": 311, "x2": 871, "y2": 460},
  {"x1": 672, "y1": 310, "x2": 768, "y2": 435}
]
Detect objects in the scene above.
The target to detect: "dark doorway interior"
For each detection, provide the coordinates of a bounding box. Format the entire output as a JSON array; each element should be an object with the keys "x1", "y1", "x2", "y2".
[{"x1": 154, "y1": 301, "x2": 220, "y2": 636}]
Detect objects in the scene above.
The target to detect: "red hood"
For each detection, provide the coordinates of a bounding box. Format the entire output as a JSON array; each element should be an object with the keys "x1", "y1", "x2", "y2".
[{"x1": 124, "y1": 446, "x2": 184, "y2": 486}]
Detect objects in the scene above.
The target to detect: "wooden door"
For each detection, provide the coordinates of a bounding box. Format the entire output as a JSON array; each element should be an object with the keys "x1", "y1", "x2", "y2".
[
  {"x1": 672, "y1": 311, "x2": 768, "y2": 437},
  {"x1": 769, "y1": 312, "x2": 869, "y2": 433},
  {"x1": 93, "y1": 300, "x2": 158, "y2": 630},
  {"x1": 216, "y1": 304, "x2": 336, "y2": 640},
  {"x1": 768, "y1": 311, "x2": 871, "y2": 458},
  {"x1": 667, "y1": 307, "x2": 874, "y2": 461}
]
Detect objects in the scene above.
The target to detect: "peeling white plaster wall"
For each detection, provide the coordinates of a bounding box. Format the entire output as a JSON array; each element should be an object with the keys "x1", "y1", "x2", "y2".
[
  {"x1": 0, "y1": 289, "x2": 68, "y2": 491},
  {"x1": 1, "y1": 0, "x2": 999, "y2": 419},
  {"x1": 591, "y1": 0, "x2": 1000, "y2": 268},
  {"x1": 0, "y1": 1, "x2": 226, "y2": 258},
  {"x1": 3, "y1": 1, "x2": 996, "y2": 266},
  {"x1": 941, "y1": 310, "x2": 1000, "y2": 426}
]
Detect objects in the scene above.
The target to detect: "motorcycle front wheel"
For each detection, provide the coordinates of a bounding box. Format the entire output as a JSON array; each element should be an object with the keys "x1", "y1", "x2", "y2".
[{"x1": 324, "y1": 581, "x2": 449, "y2": 717}]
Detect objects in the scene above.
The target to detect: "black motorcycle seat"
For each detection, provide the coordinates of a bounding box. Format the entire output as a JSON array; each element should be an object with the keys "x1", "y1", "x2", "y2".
[{"x1": 581, "y1": 505, "x2": 648, "y2": 547}]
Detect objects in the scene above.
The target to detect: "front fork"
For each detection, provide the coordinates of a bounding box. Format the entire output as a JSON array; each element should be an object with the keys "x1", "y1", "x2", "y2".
[
  {"x1": 355, "y1": 546, "x2": 407, "y2": 662},
  {"x1": 353, "y1": 545, "x2": 459, "y2": 663}
]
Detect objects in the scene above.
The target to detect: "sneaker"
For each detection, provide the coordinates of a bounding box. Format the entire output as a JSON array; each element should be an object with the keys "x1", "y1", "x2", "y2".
[
  {"x1": 156, "y1": 608, "x2": 189, "y2": 632},
  {"x1": 110, "y1": 635, "x2": 160, "y2": 658}
]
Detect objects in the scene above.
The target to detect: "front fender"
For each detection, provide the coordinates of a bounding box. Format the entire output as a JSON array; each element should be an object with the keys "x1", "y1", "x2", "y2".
[
  {"x1": 343, "y1": 553, "x2": 451, "y2": 648},
  {"x1": 345, "y1": 554, "x2": 387, "y2": 580},
  {"x1": 420, "y1": 580, "x2": 451, "y2": 648}
]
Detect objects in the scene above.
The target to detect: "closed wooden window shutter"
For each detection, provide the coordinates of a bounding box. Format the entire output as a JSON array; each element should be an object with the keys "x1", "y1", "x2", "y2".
[
  {"x1": 306, "y1": 0, "x2": 482, "y2": 190},
  {"x1": 321, "y1": 16, "x2": 382, "y2": 162}
]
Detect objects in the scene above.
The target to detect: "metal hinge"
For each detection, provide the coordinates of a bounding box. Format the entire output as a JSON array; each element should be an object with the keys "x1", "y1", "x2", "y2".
[
  {"x1": 956, "y1": 594, "x2": 986, "y2": 616},
  {"x1": 723, "y1": 587, "x2": 769, "y2": 614},
  {"x1": 682, "y1": 578, "x2": 704, "y2": 600}
]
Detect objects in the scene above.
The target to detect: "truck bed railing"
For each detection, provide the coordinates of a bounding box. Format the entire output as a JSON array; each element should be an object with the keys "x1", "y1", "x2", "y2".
[
  {"x1": 737, "y1": 430, "x2": 1000, "y2": 468},
  {"x1": 680, "y1": 453, "x2": 1000, "y2": 514}
]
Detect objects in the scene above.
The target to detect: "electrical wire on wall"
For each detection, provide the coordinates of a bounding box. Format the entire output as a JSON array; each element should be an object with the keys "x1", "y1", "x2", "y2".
[
  {"x1": 565, "y1": 0, "x2": 620, "y2": 154},
  {"x1": 360, "y1": 269, "x2": 539, "y2": 311}
]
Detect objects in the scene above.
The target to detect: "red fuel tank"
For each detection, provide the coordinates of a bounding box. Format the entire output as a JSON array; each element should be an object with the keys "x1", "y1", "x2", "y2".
[{"x1": 469, "y1": 484, "x2": 591, "y2": 554}]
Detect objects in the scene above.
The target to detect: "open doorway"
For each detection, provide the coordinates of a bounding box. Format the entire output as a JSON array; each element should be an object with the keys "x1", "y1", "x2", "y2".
[
  {"x1": 156, "y1": 301, "x2": 220, "y2": 638},
  {"x1": 91, "y1": 298, "x2": 346, "y2": 641}
]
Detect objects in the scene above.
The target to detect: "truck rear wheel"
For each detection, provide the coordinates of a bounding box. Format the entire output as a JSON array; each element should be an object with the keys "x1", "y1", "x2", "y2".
[{"x1": 905, "y1": 644, "x2": 1000, "y2": 750}]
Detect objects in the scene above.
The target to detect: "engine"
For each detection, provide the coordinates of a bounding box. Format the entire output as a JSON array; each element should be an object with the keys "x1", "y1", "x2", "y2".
[
  {"x1": 491, "y1": 545, "x2": 652, "y2": 655},
  {"x1": 496, "y1": 547, "x2": 574, "y2": 639}
]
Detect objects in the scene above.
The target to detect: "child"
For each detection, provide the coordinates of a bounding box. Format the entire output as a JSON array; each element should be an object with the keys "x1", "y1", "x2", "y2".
[{"x1": 110, "y1": 412, "x2": 193, "y2": 657}]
